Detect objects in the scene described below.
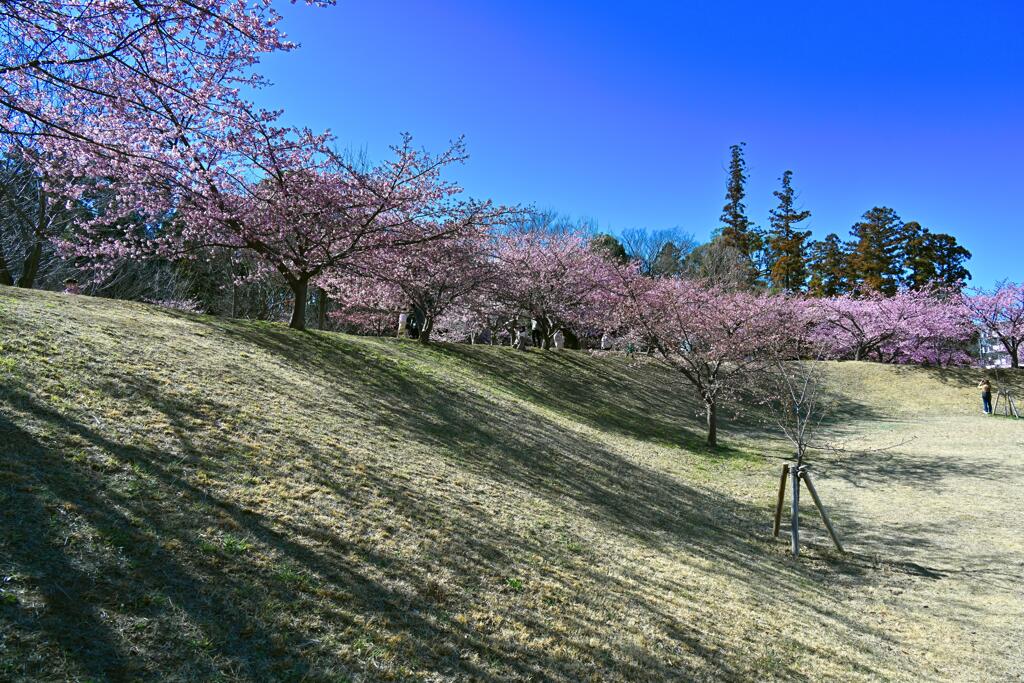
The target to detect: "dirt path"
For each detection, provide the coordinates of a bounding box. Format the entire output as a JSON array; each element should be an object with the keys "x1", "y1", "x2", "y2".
[{"x1": 814, "y1": 413, "x2": 1024, "y2": 682}]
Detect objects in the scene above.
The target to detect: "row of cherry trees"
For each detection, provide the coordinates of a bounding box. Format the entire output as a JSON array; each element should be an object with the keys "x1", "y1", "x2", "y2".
[
  {"x1": 3, "y1": 0, "x2": 513, "y2": 330},
  {"x1": 309, "y1": 218, "x2": 1018, "y2": 446},
  {"x1": 4, "y1": 0, "x2": 1021, "y2": 451}
]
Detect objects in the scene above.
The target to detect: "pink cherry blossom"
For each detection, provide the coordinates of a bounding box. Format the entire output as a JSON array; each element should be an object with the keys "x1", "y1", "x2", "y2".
[{"x1": 964, "y1": 281, "x2": 1024, "y2": 368}]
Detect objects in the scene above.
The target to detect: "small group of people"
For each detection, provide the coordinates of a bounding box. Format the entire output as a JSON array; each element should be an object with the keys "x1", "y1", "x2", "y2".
[
  {"x1": 512, "y1": 319, "x2": 565, "y2": 351},
  {"x1": 397, "y1": 307, "x2": 423, "y2": 339},
  {"x1": 393, "y1": 309, "x2": 615, "y2": 351}
]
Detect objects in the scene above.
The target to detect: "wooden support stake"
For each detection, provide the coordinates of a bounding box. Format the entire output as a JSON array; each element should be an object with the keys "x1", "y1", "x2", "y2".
[
  {"x1": 801, "y1": 470, "x2": 845, "y2": 553},
  {"x1": 790, "y1": 466, "x2": 801, "y2": 557},
  {"x1": 773, "y1": 463, "x2": 790, "y2": 537}
]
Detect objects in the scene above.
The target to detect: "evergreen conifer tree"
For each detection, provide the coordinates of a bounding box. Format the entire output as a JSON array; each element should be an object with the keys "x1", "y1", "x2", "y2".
[
  {"x1": 807, "y1": 233, "x2": 850, "y2": 296},
  {"x1": 765, "y1": 170, "x2": 812, "y2": 292},
  {"x1": 719, "y1": 143, "x2": 762, "y2": 272},
  {"x1": 847, "y1": 207, "x2": 904, "y2": 294},
  {"x1": 902, "y1": 222, "x2": 971, "y2": 290}
]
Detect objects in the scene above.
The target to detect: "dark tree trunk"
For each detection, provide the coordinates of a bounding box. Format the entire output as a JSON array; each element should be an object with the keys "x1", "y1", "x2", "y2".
[
  {"x1": 16, "y1": 241, "x2": 42, "y2": 288},
  {"x1": 705, "y1": 400, "x2": 717, "y2": 448},
  {"x1": 0, "y1": 244, "x2": 13, "y2": 286},
  {"x1": 17, "y1": 186, "x2": 47, "y2": 289},
  {"x1": 288, "y1": 277, "x2": 309, "y2": 330},
  {"x1": 1007, "y1": 340, "x2": 1021, "y2": 369},
  {"x1": 563, "y1": 327, "x2": 581, "y2": 350},
  {"x1": 418, "y1": 316, "x2": 434, "y2": 344},
  {"x1": 316, "y1": 287, "x2": 328, "y2": 330},
  {"x1": 540, "y1": 319, "x2": 552, "y2": 349}
]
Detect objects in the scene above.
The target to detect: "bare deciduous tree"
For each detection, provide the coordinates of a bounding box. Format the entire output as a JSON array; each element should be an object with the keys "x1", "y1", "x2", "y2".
[{"x1": 620, "y1": 227, "x2": 696, "y2": 276}]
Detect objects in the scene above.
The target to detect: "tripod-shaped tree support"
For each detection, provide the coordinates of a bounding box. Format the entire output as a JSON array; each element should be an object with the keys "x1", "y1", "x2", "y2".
[
  {"x1": 993, "y1": 389, "x2": 1021, "y2": 419},
  {"x1": 772, "y1": 463, "x2": 844, "y2": 557}
]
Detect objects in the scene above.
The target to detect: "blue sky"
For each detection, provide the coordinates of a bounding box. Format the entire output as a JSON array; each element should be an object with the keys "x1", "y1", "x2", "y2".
[{"x1": 254, "y1": 1, "x2": 1022, "y2": 287}]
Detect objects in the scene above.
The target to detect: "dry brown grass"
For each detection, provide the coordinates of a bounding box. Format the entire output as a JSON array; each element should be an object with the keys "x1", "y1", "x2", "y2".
[{"x1": 0, "y1": 286, "x2": 1021, "y2": 682}]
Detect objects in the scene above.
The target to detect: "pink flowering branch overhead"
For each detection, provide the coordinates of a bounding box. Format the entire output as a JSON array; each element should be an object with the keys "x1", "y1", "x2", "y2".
[
  {"x1": 616, "y1": 273, "x2": 797, "y2": 447},
  {"x1": 1, "y1": 0, "x2": 328, "y2": 154},
  {"x1": 964, "y1": 281, "x2": 1024, "y2": 368}
]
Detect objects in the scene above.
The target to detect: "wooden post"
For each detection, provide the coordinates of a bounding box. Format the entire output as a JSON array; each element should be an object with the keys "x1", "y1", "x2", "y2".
[
  {"x1": 998, "y1": 390, "x2": 1020, "y2": 419},
  {"x1": 773, "y1": 463, "x2": 789, "y2": 537},
  {"x1": 801, "y1": 470, "x2": 844, "y2": 553},
  {"x1": 790, "y1": 466, "x2": 801, "y2": 557}
]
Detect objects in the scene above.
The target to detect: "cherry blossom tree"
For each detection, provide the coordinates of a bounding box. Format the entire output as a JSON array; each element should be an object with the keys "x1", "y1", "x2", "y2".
[
  {"x1": 964, "y1": 282, "x2": 1024, "y2": 368},
  {"x1": 485, "y1": 228, "x2": 621, "y2": 348},
  {"x1": 2, "y1": 0, "x2": 332, "y2": 298},
  {"x1": 616, "y1": 274, "x2": 796, "y2": 447},
  {"x1": 2, "y1": 0, "x2": 324, "y2": 153},
  {"x1": 59, "y1": 118, "x2": 497, "y2": 330},
  {"x1": 327, "y1": 276, "x2": 403, "y2": 335},
  {"x1": 809, "y1": 288, "x2": 972, "y2": 365},
  {"x1": 321, "y1": 223, "x2": 499, "y2": 343},
  {"x1": 6, "y1": 0, "x2": 498, "y2": 333}
]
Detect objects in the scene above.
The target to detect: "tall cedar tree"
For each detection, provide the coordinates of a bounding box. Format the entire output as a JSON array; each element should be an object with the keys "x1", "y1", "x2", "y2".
[
  {"x1": 807, "y1": 233, "x2": 850, "y2": 297},
  {"x1": 719, "y1": 143, "x2": 761, "y2": 268},
  {"x1": 765, "y1": 170, "x2": 812, "y2": 292},
  {"x1": 848, "y1": 207, "x2": 905, "y2": 295},
  {"x1": 902, "y1": 222, "x2": 971, "y2": 290}
]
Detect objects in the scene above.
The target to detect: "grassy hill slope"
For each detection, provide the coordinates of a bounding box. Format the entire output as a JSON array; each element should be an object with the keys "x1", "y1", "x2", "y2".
[{"x1": 1, "y1": 287, "x2": 1021, "y2": 682}]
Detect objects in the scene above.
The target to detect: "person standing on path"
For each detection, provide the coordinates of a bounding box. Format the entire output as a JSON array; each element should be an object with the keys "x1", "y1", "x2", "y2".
[{"x1": 978, "y1": 378, "x2": 993, "y2": 414}]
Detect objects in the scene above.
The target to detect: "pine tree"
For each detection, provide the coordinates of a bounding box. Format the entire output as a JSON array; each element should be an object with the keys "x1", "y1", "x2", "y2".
[
  {"x1": 589, "y1": 233, "x2": 629, "y2": 265},
  {"x1": 807, "y1": 233, "x2": 850, "y2": 297},
  {"x1": 902, "y1": 222, "x2": 971, "y2": 290},
  {"x1": 719, "y1": 143, "x2": 761, "y2": 265},
  {"x1": 847, "y1": 207, "x2": 904, "y2": 295},
  {"x1": 765, "y1": 170, "x2": 812, "y2": 292}
]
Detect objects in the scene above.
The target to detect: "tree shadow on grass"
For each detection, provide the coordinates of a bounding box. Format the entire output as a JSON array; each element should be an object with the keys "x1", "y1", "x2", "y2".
[
  {"x1": 425, "y1": 344, "x2": 705, "y2": 445},
  {"x1": 2, "y1": 395, "x2": 495, "y2": 681},
  {"x1": 423, "y1": 344, "x2": 895, "y2": 457},
  {"x1": 892, "y1": 364, "x2": 1024, "y2": 389},
  {"x1": 0, "y1": 310, "x2": 926, "y2": 681},
  {"x1": 819, "y1": 446, "x2": 1020, "y2": 490}
]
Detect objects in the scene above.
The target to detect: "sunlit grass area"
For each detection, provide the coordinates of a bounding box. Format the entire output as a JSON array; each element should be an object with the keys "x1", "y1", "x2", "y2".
[{"x1": 1, "y1": 287, "x2": 1021, "y2": 682}]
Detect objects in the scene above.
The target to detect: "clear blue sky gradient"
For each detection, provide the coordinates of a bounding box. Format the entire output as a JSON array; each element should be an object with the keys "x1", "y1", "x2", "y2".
[{"x1": 254, "y1": 1, "x2": 1023, "y2": 288}]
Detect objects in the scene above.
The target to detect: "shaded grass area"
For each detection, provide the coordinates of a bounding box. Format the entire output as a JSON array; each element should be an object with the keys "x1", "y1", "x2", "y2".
[{"x1": 0, "y1": 287, "x2": 1021, "y2": 682}]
